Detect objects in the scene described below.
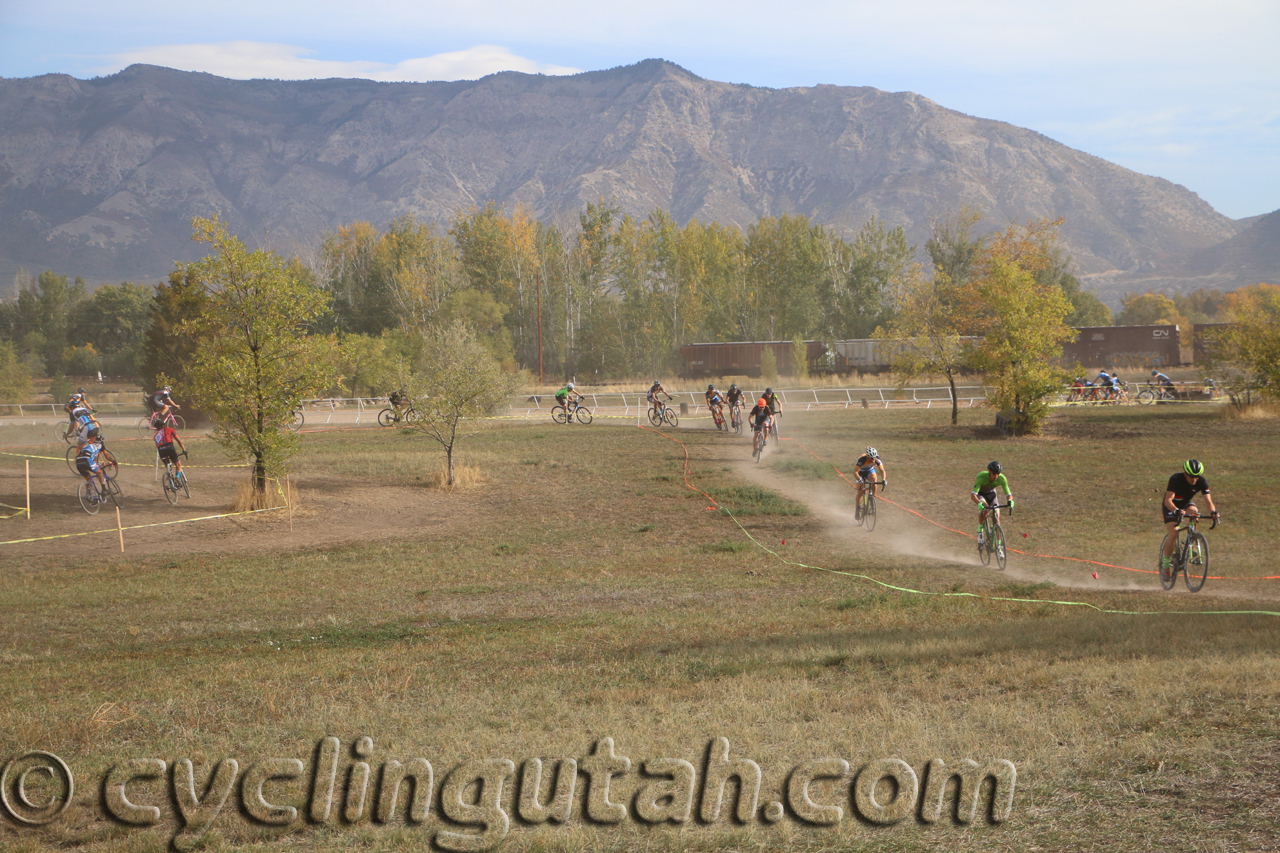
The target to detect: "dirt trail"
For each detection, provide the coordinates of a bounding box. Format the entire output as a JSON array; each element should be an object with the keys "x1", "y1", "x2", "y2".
[{"x1": 731, "y1": 443, "x2": 1277, "y2": 601}]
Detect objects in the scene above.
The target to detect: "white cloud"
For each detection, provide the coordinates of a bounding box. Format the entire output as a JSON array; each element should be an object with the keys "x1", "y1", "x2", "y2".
[{"x1": 96, "y1": 42, "x2": 580, "y2": 82}]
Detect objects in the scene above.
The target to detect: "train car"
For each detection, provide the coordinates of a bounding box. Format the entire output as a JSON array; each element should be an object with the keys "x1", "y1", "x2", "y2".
[
  {"x1": 1061, "y1": 325, "x2": 1181, "y2": 368},
  {"x1": 680, "y1": 341, "x2": 829, "y2": 377},
  {"x1": 1192, "y1": 323, "x2": 1232, "y2": 361}
]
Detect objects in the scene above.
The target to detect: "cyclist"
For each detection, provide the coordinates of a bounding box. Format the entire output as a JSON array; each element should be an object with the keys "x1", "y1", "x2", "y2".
[
  {"x1": 74, "y1": 437, "x2": 109, "y2": 498},
  {"x1": 75, "y1": 411, "x2": 102, "y2": 452},
  {"x1": 705, "y1": 385, "x2": 726, "y2": 430},
  {"x1": 554, "y1": 382, "x2": 581, "y2": 423},
  {"x1": 1096, "y1": 369, "x2": 1116, "y2": 401},
  {"x1": 971, "y1": 461, "x2": 1014, "y2": 546},
  {"x1": 854, "y1": 447, "x2": 887, "y2": 519},
  {"x1": 149, "y1": 385, "x2": 180, "y2": 428},
  {"x1": 748, "y1": 396, "x2": 773, "y2": 445},
  {"x1": 1161, "y1": 459, "x2": 1218, "y2": 575},
  {"x1": 724, "y1": 383, "x2": 746, "y2": 428},
  {"x1": 65, "y1": 388, "x2": 90, "y2": 426},
  {"x1": 389, "y1": 387, "x2": 410, "y2": 411},
  {"x1": 759, "y1": 387, "x2": 781, "y2": 438},
  {"x1": 153, "y1": 418, "x2": 188, "y2": 475},
  {"x1": 1151, "y1": 369, "x2": 1178, "y2": 400},
  {"x1": 647, "y1": 380, "x2": 672, "y2": 416}
]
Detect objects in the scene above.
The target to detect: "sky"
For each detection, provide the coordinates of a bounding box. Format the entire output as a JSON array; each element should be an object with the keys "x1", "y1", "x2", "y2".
[{"x1": 1, "y1": 0, "x2": 1276, "y2": 219}]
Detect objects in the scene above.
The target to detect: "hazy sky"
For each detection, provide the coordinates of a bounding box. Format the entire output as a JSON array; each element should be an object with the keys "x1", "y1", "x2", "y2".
[{"x1": 2, "y1": 0, "x2": 1276, "y2": 219}]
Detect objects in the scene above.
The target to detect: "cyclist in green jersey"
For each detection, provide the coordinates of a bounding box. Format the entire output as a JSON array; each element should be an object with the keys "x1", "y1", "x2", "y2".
[
  {"x1": 971, "y1": 461, "x2": 1014, "y2": 545},
  {"x1": 554, "y1": 382, "x2": 580, "y2": 423}
]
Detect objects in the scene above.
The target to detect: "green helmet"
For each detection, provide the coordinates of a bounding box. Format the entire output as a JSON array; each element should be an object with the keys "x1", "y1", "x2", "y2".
[{"x1": 1183, "y1": 459, "x2": 1204, "y2": 476}]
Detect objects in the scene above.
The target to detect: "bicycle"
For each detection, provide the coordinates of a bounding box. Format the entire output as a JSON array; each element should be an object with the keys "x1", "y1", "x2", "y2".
[
  {"x1": 709, "y1": 403, "x2": 725, "y2": 431},
  {"x1": 977, "y1": 500, "x2": 1011, "y2": 570},
  {"x1": 855, "y1": 480, "x2": 882, "y2": 532},
  {"x1": 78, "y1": 473, "x2": 123, "y2": 515},
  {"x1": 138, "y1": 410, "x2": 185, "y2": 436},
  {"x1": 729, "y1": 403, "x2": 743, "y2": 435},
  {"x1": 286, "y1": 407, "x2": 305, "y2": 432},
  {"x1": 1137, "y1": 384, "x2": 1178, "y2": 405},
  {"x1": 552, "y1": 399, "x2": 593, "y2": 425},
  {"x1": 647, "y1": 400, "x2": 678, "y2": 428},
  {"x1": 162, "y1": 453, "x2": 191, "y2": 505},
  {"x1": 61, "y1": 406, "x2": 95, "y2": 444},
  {"x1": 377, "y1": 404, "x2": 419, "y2": 427},
  {"x1": 751, "y1": 423, "x2": 766, "y2": 462},
  {"x1": 1160, "y1": 513, "x2": 1216, "y2": 592}
]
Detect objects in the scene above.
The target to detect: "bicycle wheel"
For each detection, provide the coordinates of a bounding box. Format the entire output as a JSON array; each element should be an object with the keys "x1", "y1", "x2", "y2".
[
  {"x1": 377, "y1": 408, "x2": 396, "y2": 427},
  {"x1": 1158, "y1": 534, "x2": 1177, "y2": 590},
  {"x1": 993, "y1": 523, "x2": 1007, "y2": 570},
  {"x1": 770, "y1": 422, "x2": 779, "y2": 445},
  {"x1": 575, "y1": 406, "x2": 593, "y2": 425},
  {"x1": 663, "y1": 408, "x2": 679, "y2": 427},
  {"x1": 170, "y1": 414, "x2": 185, "y2": 431},
  {"x1": 100, "y1": 449, "x2": 119, "y2": 481},
  {"x1": 979, "y1": 521, "x2": 992, "y2": 566},
  {"x1": 78, "y1": 481, "x2": 101, "y2": 515},
  {"x1": 287, "y1": 409, "x2": 305, "y2": 432},
  {"x1": 135, "y1": 416, "x2": 153, "y2": 437},
  {"x1": 1137, "y1": 390, "x2": 1155, "y2": 405},
  {"x1": 180, "y1": 470, "x2": 190, "y2": 499},
  {"x1": 551, "y1": 405, "x2": 569, "y2": 425},
  {"x1": 163, "y1": 469, "x2": 179, "y2": 505},
  {"x1": 732, "y1": 410, "x2": 743, "y2": 435},
  {"x1": 106, "y1": 477, "x2": 123, "y2": 508},
  {"x1": 1184, "y1": 532, "x2": 1209, "y2": 592},
  {"x1": 65, "y1": 445, "x2": 78, "y2": 475},
  {"x1": 61, "y1": 423, "x2": 75, "y2": 445},
  {"x1": 752, "y1": 430, "x2": 762, "y2": 462},
  {"x1": 403, "y1": 407, "x2": 423, "y2": 425},
  {"x1": 647, "y1": 407, "x2": 662, "y2": 426},
  {"x1": 864, "y1": 493, "x2": 877, "y2": 532}
]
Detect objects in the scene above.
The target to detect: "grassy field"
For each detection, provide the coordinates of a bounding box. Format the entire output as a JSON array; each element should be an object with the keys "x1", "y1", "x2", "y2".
[{"x1": 1, "y1": 404, "x2": 1278, "y2": 852}]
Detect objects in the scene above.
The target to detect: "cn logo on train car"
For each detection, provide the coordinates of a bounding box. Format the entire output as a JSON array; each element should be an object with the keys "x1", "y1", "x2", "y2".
[{"x1": 1153, "y1": 329, "x2": 1171, "y2": 338}]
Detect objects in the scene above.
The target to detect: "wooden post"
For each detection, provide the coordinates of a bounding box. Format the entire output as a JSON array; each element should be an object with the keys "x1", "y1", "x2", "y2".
[
  {"x1": 25, "y1": 460, "x2": 30, "y2": 521},
  {"x1": 116, "y1": 506, "x2": 124, "y2": 553},
  {"x1": 286, "y1": 474, "x2": 293, "y2": 533}
]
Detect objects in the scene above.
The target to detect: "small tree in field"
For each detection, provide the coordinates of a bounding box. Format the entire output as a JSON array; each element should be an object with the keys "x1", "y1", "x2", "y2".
[
  {"x1": 882, "y1": 265, "x2": 972, "y2": 425},
  {"x1": 405, "y1": 322, "x2": 516, "y2": 486},
  {"x1": 181, "y1": 217, "x2": 332, "y2": 500},
  {"x1": 789, "y1": 336, "x2": 809, "y2": 379}
]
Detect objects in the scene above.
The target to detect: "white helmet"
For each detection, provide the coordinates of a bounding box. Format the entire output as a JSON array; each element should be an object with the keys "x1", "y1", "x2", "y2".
[
  {"x1": 567, "y1": 382, "x2": 575, "y2": 390},
  {"x1": 866, "y1": 446, "x2": 878, "y2": 458}
]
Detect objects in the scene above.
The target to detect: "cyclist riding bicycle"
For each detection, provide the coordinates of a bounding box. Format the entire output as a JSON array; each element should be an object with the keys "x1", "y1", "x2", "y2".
[
  {"x1": 1161, "y1": 459, "x2": 1218, "y2": 574},
  {"x1": 389, "y1": 387, "x2": 410, "y2": 410},
  {"x1": 153, "y1": 420, "x2": 187, "y2": 475},
  {"x1": 971, "y1": 461, "x2": 1014, "y2": 546},
  {"x1": 65, "y1": 388, "x2": 90, "y2": 425},
  {"x1": 75, "y1": 411, "x2": 102, "y2": 451},
  {"x1": 1096, "y1": 370, "x2": 1116, "y2": 401},
  {"x1": 647, "y1": 380, "x2": 671, "y2": 412},
  {"x1": 725, "y1": 383, "x2": 744, "y2": 409},
  {"x1": 854, "y1": 447, "x2": 887, "y2": 519},
  {"x1": 75, "y1": 438, "x2": 109, "y2": 496},
  {"x1": 749, "y1": 396, "x2": 773, "y2": 440},
  {"x1": 149, "y1": 385, "x2": 180, "y2": 428},
  {"x1": 554, "y1": 382, "x2": 581, "y2": 422},
  {"x1": 1151, "y1": 370, "x2": 1178, "y2": 399},
  {"x1": 705, "y1": 385, "x2": 726, "y2": 429}
]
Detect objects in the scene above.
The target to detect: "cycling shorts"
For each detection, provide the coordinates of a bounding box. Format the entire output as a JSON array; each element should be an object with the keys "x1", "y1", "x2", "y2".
[
  {"x1": 75, "y1": 459, "x2": 98, "y2": 477},
  {"x1": 157, "y1": 444, "x2": 180, "y2": 465},
  {"x1": 1163, "y1": 503, "x2": 1196, "y2": 524},
  {"x1": 857, "y1": 467, "x2": 875, "y2": 482},
  {"x1": 976, "y1": 488, "x2": 998, "y2": 508}
]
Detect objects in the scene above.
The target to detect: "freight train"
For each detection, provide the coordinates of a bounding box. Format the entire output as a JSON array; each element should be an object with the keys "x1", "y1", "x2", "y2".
[{"x1": 681, "y1": 324, "x2": 1208, "y2": 377}]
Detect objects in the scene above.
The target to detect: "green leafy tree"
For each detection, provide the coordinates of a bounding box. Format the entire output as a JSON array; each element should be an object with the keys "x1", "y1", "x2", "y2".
[
  {"x1": 333, "y1": 334, "x2": 405, "y2": 398},
  {"x1": 760, "y1": 347, "x2": 779, "y2": 382},
  {"x1": 0, "y1": 341, "x2": 33, "y2": 402},
  {"x1": 404, "y1": 322, "x2": 516, "y2": 486},
  {"x1": 790, "y1": 336, "x2": 809, "y2": 379},
  {"x1": 140, "y1": 267, "x2": 211, "y2": 395},
  {"x1": 1059, "y1": 274, "x2": 1112, "y2": 326},
  {"x1": 882, "y1": 266, "x2": 972, "y2": 425},
  {"x1": 1204, "y1": 284, "x2": 1280, "y2": 402},
  {"x1": 964, "y1": 221, "x2": 1075, "y2": 434},
  {"x1": 181, "y1": 217, "x2": 332, "y2": 499},
  {"x1": 1115, "y1": 292, "x2": 1187, "y2": 328},
  {"x1": 926, "y1": 208, "x2": 985, "y2": 288},
  {"x1": 70, "y1": 282, "x2": 155, "y2": 375}
]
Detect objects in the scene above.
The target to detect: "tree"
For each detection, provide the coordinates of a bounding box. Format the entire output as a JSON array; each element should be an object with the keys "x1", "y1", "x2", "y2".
[
  {"x1": 926, "y1": 208, "x2": 985, "y2": 287},
  {"x1": 180, "y1": 217, "x2": 332, "y2": 500},
  {"x1": 404, "y1": 322, "x2": 516, "y2": 486},
  {"x1": 1115, "y1": 292, "x2": 1187, "y2": 328},
  {"x1": 790, "y1": 336, "x2": 809, "y2": 379},
  {"x1": 963, "y1": 221, "x2": 1076, "y2": 434},
  {"x1": 1205, "y1": 284, "x2": 1280, "y2": 402},
  {"x1": 70, "y1": 282, "x2": 155, "y2": 375},
  {"x1": 140, "y1": 267, "x2": 211, "y2": 394},
  {"x1": 1059, "y1": 274, "x2": 1112, "y2": 326},
  {"x1": 882, "y1": 264, "x2": 972, "y2": 424},
  {"x1": 0, "y1": 341, "x2": 32, "y2": 402}
]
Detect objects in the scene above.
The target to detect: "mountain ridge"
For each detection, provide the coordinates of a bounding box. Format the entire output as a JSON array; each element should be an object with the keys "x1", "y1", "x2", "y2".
[{"x1": 0, "y1": 60, "x2": 1267, "y2": 297}]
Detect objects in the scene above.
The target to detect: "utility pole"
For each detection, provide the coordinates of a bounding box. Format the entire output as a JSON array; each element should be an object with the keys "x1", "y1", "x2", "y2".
[{"x1": 536, "y1": 273, "x2": 543, "y2": 384}]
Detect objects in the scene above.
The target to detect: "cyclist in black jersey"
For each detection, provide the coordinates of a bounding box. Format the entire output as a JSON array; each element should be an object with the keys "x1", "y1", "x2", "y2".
[{"x1": 1161, "y1": 459, "x2": 1218, "y2": 573}]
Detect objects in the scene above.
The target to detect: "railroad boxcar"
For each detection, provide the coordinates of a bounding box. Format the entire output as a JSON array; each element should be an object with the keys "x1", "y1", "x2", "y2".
[{"x1": 1061, "y1": 325, "x2": 1181, "y2": 368}]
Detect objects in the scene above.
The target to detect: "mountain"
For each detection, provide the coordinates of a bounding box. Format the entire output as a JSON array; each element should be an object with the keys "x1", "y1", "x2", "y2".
[{"x1": 0, "y1": 59, "x2": 1250, "y2": 293}]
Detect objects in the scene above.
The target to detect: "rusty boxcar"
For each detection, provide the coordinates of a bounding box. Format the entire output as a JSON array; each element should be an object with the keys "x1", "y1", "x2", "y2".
[{"x1": 1060, "y1": 325, "x2": 1182, "y2": 368}]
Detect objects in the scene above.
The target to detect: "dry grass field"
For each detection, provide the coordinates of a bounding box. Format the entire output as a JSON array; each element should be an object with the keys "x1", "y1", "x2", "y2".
[{"x1": 1, "y1": 403, "x2": 1278, "y2": 852}]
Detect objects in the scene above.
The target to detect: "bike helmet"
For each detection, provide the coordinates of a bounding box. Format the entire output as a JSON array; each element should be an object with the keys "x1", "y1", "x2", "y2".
[
  {"x1": 77, "y1": 387, "x2": 86, "y2": 394},
  {"x1": 764, "y1": 387, "x2": 772, "y2": 395},
  {"x1": 757, "y1": 398, "x2": 768, "y2": 408},
  {"x1": 567, "y1": 382, "x2": 575, "y2": 390},
  {"x1": 708, "y1": 384, "x2": 714, "y2": 391},
  {"x1": 987, "y1": 460, "x2": 1002, "y2": 475},
  {"x1": 1184, "y1": 459, "x2": 1204, "y2": 477},
  {"x1": 729, "y1": 383, "x2": 738, "y2": 390},
  {"x1": 865, "y1": 446, "x2": 878, "y2": 458}
]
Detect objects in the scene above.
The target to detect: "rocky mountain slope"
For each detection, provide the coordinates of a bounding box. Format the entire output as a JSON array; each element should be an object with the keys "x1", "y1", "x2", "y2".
[{"x1": 0, "y1": 59, "x2": 1259, "y2": 293}]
